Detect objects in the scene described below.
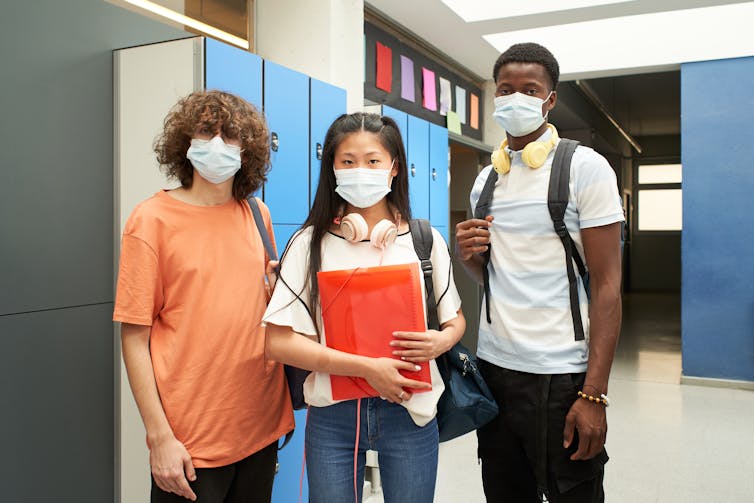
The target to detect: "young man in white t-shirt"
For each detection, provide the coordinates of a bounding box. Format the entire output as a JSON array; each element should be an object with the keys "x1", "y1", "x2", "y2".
[{"x1": 455, "y1": 42, "x2": 623, "y2": 502}]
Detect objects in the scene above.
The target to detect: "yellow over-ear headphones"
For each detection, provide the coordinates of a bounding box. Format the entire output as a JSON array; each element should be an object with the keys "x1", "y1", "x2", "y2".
[{"x1": 491, "y1": 123, "x2": 560, "y2": 175}]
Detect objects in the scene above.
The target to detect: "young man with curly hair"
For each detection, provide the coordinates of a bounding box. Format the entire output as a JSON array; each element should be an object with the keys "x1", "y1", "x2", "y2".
[
  {"x1": 455, "y1": 43, "x2": 623, "y2": 502},
  {"x1": 114, "y1": 90, "x2": 294, "y2": 502}
]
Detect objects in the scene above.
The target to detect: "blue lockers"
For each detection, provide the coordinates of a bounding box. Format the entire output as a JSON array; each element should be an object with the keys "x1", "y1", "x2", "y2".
[
  {"x1": 205, "y1": 38, "x2": 262, "y2": 108},
  {"x1": 264, "y1": 61, "x2": 310, "y2": 225},
  {"x1": 381, "y1": 106, "x2": 449, "y2": 232},
  {"x1": 310, "y1": 79, "x2": 348, "y2": 203}
]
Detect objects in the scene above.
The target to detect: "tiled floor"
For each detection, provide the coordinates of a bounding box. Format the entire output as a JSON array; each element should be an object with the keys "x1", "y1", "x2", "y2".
[{"x1": 367, "y1": 293, "x2": 754, "y2": 502}]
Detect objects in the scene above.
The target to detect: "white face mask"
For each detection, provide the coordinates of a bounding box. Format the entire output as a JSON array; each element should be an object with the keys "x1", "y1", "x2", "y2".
[
  {"x1": 334, "y1": 166, "x2": 393, "y2": 209},
  {"x1": 493, "y1": 92, "x2": 552, "y2": 138},
  {"x1": 187, "y1": 136, "x2": 242, "y2": 184}
]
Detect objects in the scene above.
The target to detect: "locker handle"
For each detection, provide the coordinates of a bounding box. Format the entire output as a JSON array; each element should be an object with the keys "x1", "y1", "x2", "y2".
[
  {"x1": 431, "y1": 168, "x2": 437, "y2": 181},
  {"x1": 316, "y1": 142, "x2": 323, "y2": 160},
  {"x1": 271, "y1": 132, "x2": 279, "y2": 152},
  {"x1": 411, "y1": 163, "x2": 416, "y2": 177}
]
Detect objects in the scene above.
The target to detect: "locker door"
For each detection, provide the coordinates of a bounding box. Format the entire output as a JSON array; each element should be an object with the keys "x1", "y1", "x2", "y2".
[
  {"x1": 429, "y1": 123, "x2": 449, "y2": 228},
  {"x1": 407, "y1": 116, "x2": 430, "y2": 220},
  {"x1": 310, "y1": 79, "x2": 347, "y2": 204},
  {"x1": 264, "y1": 62, "x2": 310, "y2": 224},
  {"x1": 272, "y1": 221, "x2": 308, "y2": 503},
  {"x1": 205, "y1": 38, "x2": 262, "y2": 108},
  {"x1": 382, "y1": 105, "x2": 408, "y2": 139}
]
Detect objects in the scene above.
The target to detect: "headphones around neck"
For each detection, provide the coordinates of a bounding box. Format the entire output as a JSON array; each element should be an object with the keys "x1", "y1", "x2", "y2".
[
  {"x1": 338, "y1": 212, "x2": 399, "y2": 249},
  {"x1": 491, "y1": 123, "x2": 560, "y2": 175}
]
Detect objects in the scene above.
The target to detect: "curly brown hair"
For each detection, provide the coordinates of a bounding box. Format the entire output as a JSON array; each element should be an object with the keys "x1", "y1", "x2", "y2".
[{"x1": 154, "y1": 90, "x2": 270, "y2": 200}]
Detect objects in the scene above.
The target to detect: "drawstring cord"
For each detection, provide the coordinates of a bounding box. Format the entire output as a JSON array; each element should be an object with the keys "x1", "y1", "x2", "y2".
[{"x1": 354, "y1": 398, "x2": 362, "y2": 503}]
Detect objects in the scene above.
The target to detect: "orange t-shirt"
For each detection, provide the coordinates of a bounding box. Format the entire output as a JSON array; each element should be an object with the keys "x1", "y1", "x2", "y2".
[{"x1": 113, "y1": 190, "x2": 294, "y2": 468}]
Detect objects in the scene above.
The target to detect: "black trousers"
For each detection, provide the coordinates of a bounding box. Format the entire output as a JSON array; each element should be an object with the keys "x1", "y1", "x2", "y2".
[
  {"x1": 476, "y1": 361, "x2": 608, "y2": 503},
  {"x1": 151, "y1": 441, "x2": 278, "y2": 503}
]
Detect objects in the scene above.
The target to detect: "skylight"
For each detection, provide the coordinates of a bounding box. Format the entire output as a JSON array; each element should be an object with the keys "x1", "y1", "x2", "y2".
[
  {"x1": 483, "y1": 2, "x2": 754, "y2": 77},
  {"x1": 441, "y1": 0, "x2": 634, "y2": 22}
]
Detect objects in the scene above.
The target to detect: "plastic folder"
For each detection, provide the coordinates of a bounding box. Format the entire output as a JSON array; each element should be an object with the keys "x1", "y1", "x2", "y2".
[{"x1": 318, "y1": 262, "x2": 431, "y2": 401}]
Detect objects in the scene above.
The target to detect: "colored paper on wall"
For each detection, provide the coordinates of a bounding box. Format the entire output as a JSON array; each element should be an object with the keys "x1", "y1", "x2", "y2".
[
  {"x1": 455, "y1": 87, "x2": 467, "y2": 124},
  {"x1": 422, "y1": 67, "x2": 437, "y2": 111},
  {"x1": 470, "y1": 93, "x2": 479, "y2": 129},
  {"x1": 439, "y1": 77, "x2": 451, "y2": 116},
  {"x1": 400, "y1": 55, "x2": 415, "y2": 102},
  {"x1": 376, "y1": 41, "x2": 392, "y2": 92},
  {"x1": 447, "y1": 110, "x2": 462, "y2": 135}
]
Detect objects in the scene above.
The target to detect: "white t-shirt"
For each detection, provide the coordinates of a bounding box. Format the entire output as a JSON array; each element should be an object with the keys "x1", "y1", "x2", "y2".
[
  {"x1": 470, "y1": 129, "x2": 624, "y2": 374},
  {"x1": 263, "y1": 225, "x2": 462, "y2": 426}
]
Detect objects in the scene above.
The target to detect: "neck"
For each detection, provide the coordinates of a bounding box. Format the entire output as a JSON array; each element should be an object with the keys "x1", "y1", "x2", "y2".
[
  {"x1": 179, "y1": 175, "x2": 234, "y2": 206},
  {"x1": 344, "y1": 199, "x2": 395, "y2": 227},
  {"x1": 507, "y1": 122, "x2": 550, "y2": 151}
]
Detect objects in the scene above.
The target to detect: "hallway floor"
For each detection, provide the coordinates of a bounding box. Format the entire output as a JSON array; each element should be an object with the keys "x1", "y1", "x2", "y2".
[{"x1": 373, "y1": 293, "x2": 754, "y2": 502}]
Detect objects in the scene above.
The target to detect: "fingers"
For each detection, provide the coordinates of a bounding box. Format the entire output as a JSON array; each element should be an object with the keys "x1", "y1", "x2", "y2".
[
  {"x1": 562, "y1": 411, "x2": 576, "y2": 449},
  {"x1": 455, "y1": 218, "x2": 494, "y2": 260}
]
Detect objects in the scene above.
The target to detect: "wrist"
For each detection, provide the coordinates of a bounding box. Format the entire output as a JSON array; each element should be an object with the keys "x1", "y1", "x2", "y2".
[{"x1": 146, "y1": 428, "x2": 175, "y2": 447}]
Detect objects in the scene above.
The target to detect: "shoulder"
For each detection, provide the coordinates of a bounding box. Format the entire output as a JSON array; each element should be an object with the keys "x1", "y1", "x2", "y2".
[
  {"x1": 246, "y1": 196, "x2": 272, "y2": 224},
  {"x1": 570, "y1": 143, "x2": 613, "y2": 175},
  {"x1": 123, "y1": 192, "x2": 168, "y2": 234}
]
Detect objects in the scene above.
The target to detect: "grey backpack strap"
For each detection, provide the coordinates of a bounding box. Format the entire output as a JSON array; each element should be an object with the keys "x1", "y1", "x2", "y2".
[
  {"x1": 246, "y1": 195, "x2": 292, "y2": 448},
  {"x1": 246, "y1": 195, "x2": 277, "y2": 261},
  {"x1": 547, "y1": 139, "x2": 587, "y2": 341},
  {"x1": 473, "y1": 169, "x2": 498, "y2": 324},
  {"x1": 409, "y1": 219, "x2": 439, "y2": 331}
]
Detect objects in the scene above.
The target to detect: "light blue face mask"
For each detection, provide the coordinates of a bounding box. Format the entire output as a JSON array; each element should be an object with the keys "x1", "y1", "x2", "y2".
[
  {"x1": 493, "y1": 91, "x2": 552, "y2": 137},
  {"x1": 334, "y1": 163, "x2": 394, "y2": 209},
  {"x1": 186, "y1": 136, "x2": 242, "y2": 184}
]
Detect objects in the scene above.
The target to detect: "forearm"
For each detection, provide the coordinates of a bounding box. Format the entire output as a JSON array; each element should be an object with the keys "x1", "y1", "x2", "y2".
[
  {"x1": 121, "y1": 324, "x2": 175, "y2": 444},
  {"x1": 438, "y1": 309, "x2": 466, "y2": 353},
  {"x1": 583, "y1": 280, "x2": 622, "y2": 394},
  {"x1": 266, "y1": 323, "x2": 375, "y2": 378},
  {"x1": 459, "y1": 254, "x2": 485, "y2": 285}
]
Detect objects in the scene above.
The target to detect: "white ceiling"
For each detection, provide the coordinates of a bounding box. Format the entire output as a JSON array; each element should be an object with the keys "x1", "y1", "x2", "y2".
[{"x1": 366, "y1": 0, "x2": 754, "y2": 82}]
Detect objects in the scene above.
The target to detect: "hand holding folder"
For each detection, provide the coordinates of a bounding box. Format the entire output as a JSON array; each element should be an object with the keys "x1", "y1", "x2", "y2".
[{"x1": 318, "y1": 262, "x2": 432, "y2": 401}]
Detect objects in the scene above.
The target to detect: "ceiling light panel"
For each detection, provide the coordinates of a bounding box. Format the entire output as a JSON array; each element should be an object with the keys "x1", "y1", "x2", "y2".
[
  {"x1": 441, "y1": 0, "x2": 634, "y2": 22},
  {"x1": 483, "y1": 2, "x2": 754, "y2": 77}
]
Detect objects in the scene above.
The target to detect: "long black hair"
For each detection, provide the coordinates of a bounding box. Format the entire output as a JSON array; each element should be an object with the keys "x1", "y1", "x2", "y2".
[{"x1": 288, "y1": 112, "x2": 411, "y2": 329}]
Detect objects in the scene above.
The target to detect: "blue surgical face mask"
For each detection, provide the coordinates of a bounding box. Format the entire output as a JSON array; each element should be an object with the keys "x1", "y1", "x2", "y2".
[
  {"x1": 186, "y1": 136, "x2": 242, "y2": 184},
  {"x1": 334, "y1": 163, "x2": 394, "y2": 209},
  {"x1": 493, "y1": 92, "x2": 552, "y2": 138}
]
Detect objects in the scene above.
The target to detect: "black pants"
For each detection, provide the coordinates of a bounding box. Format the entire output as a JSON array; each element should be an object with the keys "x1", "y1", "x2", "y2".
[
  {"x1": 151, "y1": 441, "x2": 278, "y2": 503},
  {"x1": 476, "y1": 362, "x2": 608, "y2": 503}
]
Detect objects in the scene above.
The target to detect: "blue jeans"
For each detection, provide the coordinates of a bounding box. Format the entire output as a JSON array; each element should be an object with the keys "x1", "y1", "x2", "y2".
[{"x1": 305, "y1": 398, "x2": 438, "y2": 503}]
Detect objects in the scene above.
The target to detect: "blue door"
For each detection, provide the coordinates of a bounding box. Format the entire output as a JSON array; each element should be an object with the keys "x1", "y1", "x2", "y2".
[
  {"x1": 429, "y1": 123, "x2": 449, "y2": 228},
  {"x1": 310, "y1": 79, "x2": 347, "y2": 205},
  {"x1": 407, "y1": 116, "x2": 430, "y2": 220},
  {"x1": 264, "y1": 61, "x2": 310, "y2": 225},
  {"x1": 205, "y1": 38, "x2": 262, "y2": 108}
]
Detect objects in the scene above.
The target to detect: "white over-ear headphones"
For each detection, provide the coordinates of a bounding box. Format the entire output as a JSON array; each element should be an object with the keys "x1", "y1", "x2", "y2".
[{"x1": 338, "y1": 212, "x2": 399, "y2": 249}]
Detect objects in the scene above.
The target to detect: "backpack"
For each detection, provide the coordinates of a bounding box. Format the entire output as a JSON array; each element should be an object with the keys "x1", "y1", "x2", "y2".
[
  {"x1": 473, "y1": 139, "x2": 589, "y2": 341},
  {"x1": 408, "y1": 219, "x2": 499, "y2": 441}
]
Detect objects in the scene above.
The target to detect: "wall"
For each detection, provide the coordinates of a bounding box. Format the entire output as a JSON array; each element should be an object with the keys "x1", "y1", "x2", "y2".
[
  {"x1": 0, "y1": 2, "x2": 187, "y2": 502},
  {"x1": 681, "y1": 57, "x2": 754, "y2": 382},
  {"x1": 255, "y1": 0, "x2": 364, "y2": 112}
]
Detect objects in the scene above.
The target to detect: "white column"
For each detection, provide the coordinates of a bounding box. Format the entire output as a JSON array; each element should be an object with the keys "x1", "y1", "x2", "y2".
[{"x1": 255, "y1": 0, "x2": 364, "y2": 112}]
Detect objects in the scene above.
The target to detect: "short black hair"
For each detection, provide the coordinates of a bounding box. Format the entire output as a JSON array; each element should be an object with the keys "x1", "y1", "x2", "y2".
[{"x1": 492, "y1": 42, "x2": 560, "y2": 90}]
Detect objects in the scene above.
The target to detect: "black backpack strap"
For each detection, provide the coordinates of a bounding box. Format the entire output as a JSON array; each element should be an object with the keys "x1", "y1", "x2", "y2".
[
  {"x1": 547, "y1": 139, "x2": 587, "y2": 341},
  {"x1": 409, "y1": 219, "x2": 439, "y2": 331},
  {"x1": 246, "y1": 195, "x2": 293, "y2": 449},
  {"x1": 473, "y1": 169, "x2": 498, "y2": 324}
]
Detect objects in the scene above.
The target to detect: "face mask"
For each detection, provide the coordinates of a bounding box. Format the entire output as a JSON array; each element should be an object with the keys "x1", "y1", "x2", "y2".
[
  {"x1": 334, "y1": 166, "x2": 393, "y2": 209},
  {"x1": 186, "y1": 136, "x2": 242, "y2": 184},
  {"x1": 493, "y1": 92, "x2": 552, "y2": 138}
]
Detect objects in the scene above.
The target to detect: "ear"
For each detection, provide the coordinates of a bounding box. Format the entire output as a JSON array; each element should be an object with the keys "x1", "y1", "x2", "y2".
[
  {"x1": 390, "y1": 159, "x2": 399, "y2": 179},
  {"x1": 546, "y1": 90, "x2": 557, "y2": 112}
]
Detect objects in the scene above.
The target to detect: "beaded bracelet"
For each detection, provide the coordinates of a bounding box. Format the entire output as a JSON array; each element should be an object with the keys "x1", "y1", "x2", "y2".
[{"x1": 577, "y1": 390, "x2": 611, "y2": 407}]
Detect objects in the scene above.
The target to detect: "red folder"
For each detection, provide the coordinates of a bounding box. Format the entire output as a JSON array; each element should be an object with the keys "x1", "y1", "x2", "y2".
[{"x1": 318, "y1": 263, "x2": 431, "y2": 401}]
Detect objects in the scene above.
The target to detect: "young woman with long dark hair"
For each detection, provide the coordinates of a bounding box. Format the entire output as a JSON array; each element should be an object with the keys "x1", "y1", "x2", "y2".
[{"x1": 263, "y1": 112, "x2": 465, "y2": 503}]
